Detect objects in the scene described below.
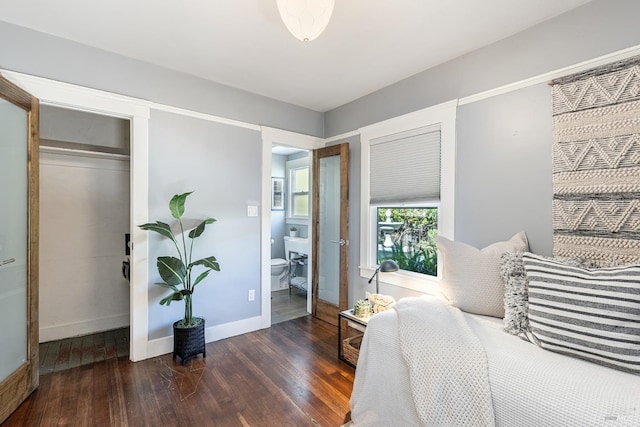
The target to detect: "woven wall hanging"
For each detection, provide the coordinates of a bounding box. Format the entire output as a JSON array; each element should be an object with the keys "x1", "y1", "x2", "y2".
[{"x1": 550, "y1": 55, "x2": 640, "y2": 266}]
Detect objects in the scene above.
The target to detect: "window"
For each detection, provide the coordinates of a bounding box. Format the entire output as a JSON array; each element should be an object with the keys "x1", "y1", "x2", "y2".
[
  {"x1": 360, "y1": 100, "x2": 457, "y2": 291},
  {"x1": 369, "y1": 125, "x2": 441, "y2": 276},
  {"x1": 376, "y1": 207, "x2": 438, "y2": 276},
  {"x1": 290, "y1": 166, "x2": 309, "y2": 216},
  {"x1": 286, "y1": 156, "x2": 310, "y2": 218}
]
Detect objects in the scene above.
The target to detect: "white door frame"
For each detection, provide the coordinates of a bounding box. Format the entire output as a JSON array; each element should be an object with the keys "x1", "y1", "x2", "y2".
[
  {"x1": 260, "y1": 127, "x2": 324, "y2": 328},
  {"x1": 1, "y1": 70, "x2": 151, "y2": 362}
]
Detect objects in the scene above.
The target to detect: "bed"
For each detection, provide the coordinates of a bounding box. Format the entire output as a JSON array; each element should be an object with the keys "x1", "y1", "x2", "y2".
[
  {"x1": 350, "y1": 296, "x2": 640, "y2": 426},
  {"x1": 350, "y1": 233, "x2": 640, "y2": 426}
]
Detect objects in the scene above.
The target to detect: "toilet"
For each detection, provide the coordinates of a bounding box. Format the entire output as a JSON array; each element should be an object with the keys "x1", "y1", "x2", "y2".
[
  {"x1": 270, "y1": 258, "x2": 289, "y2": 291},
  {"x1": 272, "y1": 235, "x2": 310, "y2": 291}
]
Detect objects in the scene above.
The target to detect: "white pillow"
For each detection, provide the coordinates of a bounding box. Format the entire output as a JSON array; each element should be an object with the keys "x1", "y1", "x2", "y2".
[{"x1": 437, "y1": 232, "x2": 529, "y2": 317}]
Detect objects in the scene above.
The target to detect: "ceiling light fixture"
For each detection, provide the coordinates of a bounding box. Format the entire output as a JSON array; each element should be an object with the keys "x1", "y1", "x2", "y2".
[{"x1": 277, "y1": 0, "x2": 335, "y2": 42}]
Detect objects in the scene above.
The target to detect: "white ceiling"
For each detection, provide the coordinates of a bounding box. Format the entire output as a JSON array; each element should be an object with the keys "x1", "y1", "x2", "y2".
[{"x1": 0, "y1": 0, "x2": 593, "y2": 112}]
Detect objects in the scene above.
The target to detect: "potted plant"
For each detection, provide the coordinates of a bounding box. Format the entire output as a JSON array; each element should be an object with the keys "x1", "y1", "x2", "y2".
[
  {"x1": 289, "y1": 226, "x2": 297, "y2": 237},
  {"x1": 139, "y1": 191, "x2": 220, "y2": 365}
]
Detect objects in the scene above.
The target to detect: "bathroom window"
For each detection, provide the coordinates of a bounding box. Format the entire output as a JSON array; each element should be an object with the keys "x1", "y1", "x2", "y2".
[{"x1": 289, "y1": 166, "x2": 309, "y2": 217}]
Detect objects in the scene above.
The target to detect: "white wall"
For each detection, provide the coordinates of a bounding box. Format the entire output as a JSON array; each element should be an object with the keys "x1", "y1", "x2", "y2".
[{"x1": 39, "y1": 151, "x2": 130, "y2": 341}]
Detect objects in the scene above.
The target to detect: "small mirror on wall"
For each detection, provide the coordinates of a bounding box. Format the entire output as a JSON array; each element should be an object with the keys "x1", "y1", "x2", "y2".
[{"x1": 271, "y1": 177, "x2": 284, "y2": 210}]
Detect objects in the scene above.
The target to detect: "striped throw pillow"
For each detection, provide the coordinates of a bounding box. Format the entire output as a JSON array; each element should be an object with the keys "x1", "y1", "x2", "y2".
[{"x1": 522, "y1": 252, "x2": 640, "y2": 375}]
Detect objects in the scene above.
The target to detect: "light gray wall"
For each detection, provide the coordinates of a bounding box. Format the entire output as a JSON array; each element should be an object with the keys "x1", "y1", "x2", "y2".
[
  {"x1": 0, "y1": 21, "x2": 324, "y2": 137},
  {"x1": 325, "y1": 0, "x2": 640, "y2": 137},
  {"x1": 40, "y1": 105, "x2": 129, "y2": 150},
  {"x1": 455, "y1": 83, "x2": 553, "y2": 253},
  {"x1": 147, "y1": 110, "x2": 261, "y2": 340}
]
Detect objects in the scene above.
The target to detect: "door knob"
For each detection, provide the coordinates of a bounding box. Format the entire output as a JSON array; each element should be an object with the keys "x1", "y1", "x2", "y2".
[{"x1": 329, "y1": 239, "x2": 349, "y2": 246}]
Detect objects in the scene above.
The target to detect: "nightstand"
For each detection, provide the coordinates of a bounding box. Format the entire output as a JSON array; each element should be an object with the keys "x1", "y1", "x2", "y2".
[{"x1": 338, "y1": 309, "x2": 371, "y2": 367}]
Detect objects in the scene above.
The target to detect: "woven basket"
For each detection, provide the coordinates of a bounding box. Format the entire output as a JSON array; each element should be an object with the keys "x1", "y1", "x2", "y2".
[{"x1": 342, "y1": 334, "x2": 363, "y2": 366}]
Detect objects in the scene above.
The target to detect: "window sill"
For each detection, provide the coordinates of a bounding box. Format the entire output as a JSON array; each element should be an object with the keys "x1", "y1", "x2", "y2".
[
  {"x1": 359, "y1": 266, "x2": 440, "y2": 296},
  {"x1": 286, "y1": 217, "x2": 309, "y2": 226}
]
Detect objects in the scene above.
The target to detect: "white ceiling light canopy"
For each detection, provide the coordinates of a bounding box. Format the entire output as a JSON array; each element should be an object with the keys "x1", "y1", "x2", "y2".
[{"x1": 277, "y1": 0, "x2": 335, "y2": 42}]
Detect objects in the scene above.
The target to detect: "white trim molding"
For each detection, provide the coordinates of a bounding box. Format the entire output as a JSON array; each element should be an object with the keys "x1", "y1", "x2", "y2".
[
  {"x1": 129, "y1": 115, "x2": 150, "y2": 362},
  {"x1": 324, "y1": 129, "x2": 360, "y2": 144},
  {"x1": 39, "y1": 313, "x2": 130, "y2": 343}
]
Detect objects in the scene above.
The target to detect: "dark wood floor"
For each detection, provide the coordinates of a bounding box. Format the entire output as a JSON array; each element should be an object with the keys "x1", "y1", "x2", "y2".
[
  {"x1": 5, "y1": 316, "x2": 355, "y2": 426},
  {"x1": 39, "y1": 327, "x2": 129, "y2": 375}
]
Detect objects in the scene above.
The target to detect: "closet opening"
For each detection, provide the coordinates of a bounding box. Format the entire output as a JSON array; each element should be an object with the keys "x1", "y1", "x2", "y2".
[{"x1": 38, "y1": 105, "x2": 131, "y2": 373}]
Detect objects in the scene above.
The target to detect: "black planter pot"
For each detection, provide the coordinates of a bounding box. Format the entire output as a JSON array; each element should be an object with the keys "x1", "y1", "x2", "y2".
[{"x1": 173, "y1": 317, "x2": 206, "y2": 366}]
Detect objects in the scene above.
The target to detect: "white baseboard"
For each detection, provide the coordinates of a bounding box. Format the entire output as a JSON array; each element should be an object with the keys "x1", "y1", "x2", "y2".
[
  {"x1": 146, "y1": 315, "x2": 266, "y2": 359},
  {"x1": 39, "y1": 313, "x2": 130, "y2": 343}
]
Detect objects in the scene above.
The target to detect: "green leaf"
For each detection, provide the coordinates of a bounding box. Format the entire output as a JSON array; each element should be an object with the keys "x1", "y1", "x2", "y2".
[
  {"x1": 192, "y1": 269, "x2": 211, "y2": 287},
  {"x1": 188, "y1": 218, "x2": 216, "y2": 239},
  {"x1": 154, "y1": 282, "x2": 179, "y2": 291},
  {"x1": 157, "y1": 256, "x2": 186, "y2": 286},
  {"x1": 179, "y1": 289, "x2": 193, "y2": 297},
  {"x1": 169, "y1": 192, "x2": 192, "y2": 219},
  {"x1": 159, "y1": 292, "x2": 183, "y2": 306},
  {"x1": 191, "y1": 256, "x2": 220, "y2": 271},
  {"x1": 138, "y1": 221, "x2": 176, "y2": 242}
]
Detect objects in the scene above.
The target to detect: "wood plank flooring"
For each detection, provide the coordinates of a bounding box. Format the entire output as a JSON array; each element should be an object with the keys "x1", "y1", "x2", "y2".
[
  {"x1": 39, "y1": 327, "x2": 129, "y2": 375},
  {"x1": 5, "y1": 316, "x2": 355, "y2": 426},
  {"x1": 271, "y1": 288, "x2": 308, "y2": 324}
]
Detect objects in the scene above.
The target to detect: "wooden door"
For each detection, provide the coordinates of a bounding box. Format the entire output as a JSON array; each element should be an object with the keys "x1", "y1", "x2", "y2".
[
  {"x1": 0, "y1": 76, "x2": 40, "y2": 423},
  {"x1": 312, "y1": 143, "x2": 349, "y2": 326}
]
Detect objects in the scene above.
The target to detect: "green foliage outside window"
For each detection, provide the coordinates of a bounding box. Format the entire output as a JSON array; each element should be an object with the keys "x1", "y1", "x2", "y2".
[{"x1": 377, "y1": 207, "x2": 438, "y2": 276}]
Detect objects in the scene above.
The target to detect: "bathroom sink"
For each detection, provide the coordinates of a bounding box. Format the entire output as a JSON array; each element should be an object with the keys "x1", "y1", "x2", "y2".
[{"x1": 284, "y1": 236, "x2": 309, "y2": 255}]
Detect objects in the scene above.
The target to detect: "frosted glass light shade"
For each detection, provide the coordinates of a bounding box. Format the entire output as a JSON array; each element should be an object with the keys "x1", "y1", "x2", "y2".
[{"x1": 277, "y1": 0, "x2": 335, "y2": 42}]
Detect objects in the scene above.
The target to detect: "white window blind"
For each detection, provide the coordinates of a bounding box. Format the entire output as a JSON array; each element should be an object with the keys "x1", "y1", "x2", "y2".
[{"x1": 369, "y1": 125, "x2": 441, "y2": 204}]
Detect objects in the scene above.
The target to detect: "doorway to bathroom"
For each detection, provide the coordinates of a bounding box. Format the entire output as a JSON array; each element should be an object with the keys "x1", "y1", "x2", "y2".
[{"x1": 270, "y1": 145, "x2": 311, "y2": 324}]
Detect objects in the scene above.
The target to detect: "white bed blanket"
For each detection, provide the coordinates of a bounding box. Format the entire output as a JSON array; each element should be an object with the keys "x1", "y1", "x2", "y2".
[
  {"x1": 350, "y1": 296, "x2": 640, "y2": 426},
  {"x1": 395, "y1": 296, "x2": 494, "y2": 426}
]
